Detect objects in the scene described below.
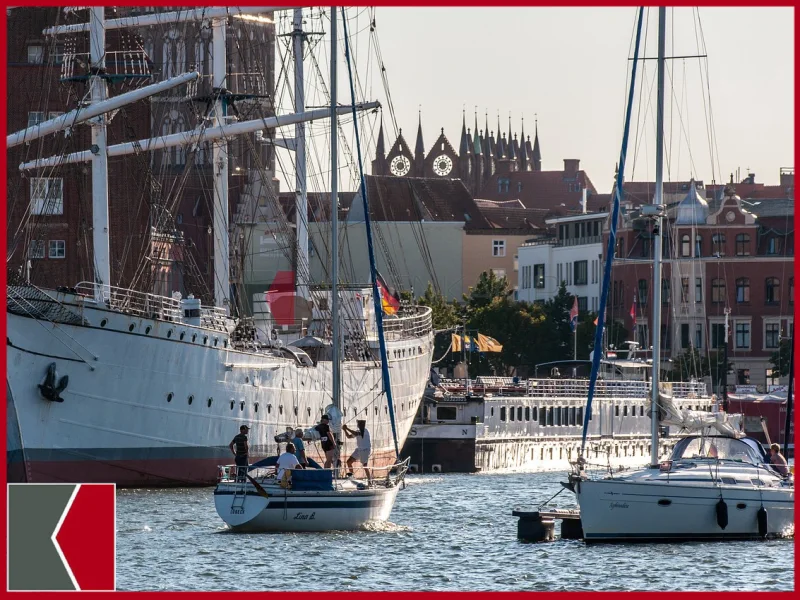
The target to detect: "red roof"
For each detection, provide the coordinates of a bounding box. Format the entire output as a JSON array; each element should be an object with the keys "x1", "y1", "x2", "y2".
[{"x1": 477, "y1": 169, "x2": 599, "y2": 212}]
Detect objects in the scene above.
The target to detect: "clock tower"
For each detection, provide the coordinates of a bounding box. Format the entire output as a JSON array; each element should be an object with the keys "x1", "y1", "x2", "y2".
[
  {"x1": 384, "y1": 129, "x2": 414, "y2": 177},
  {"x1": 424, "y1": 128, "x2": 459, "y2": 179}
]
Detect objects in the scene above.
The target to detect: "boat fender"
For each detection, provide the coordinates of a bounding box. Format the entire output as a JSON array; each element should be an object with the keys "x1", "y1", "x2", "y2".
[
  {"x1": 715, "y1": 499, "x2": 728, "y2": 530},
  {"x1": 279, "y1": 470, "x2": 292, "y2": 489},
  {"x1": 757, "y1": 506, "x2": 768, "y2": 538}
]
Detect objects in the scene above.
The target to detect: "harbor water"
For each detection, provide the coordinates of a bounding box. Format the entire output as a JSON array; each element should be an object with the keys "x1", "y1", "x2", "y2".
[{"x1": 117, "y1": 469, "x2": 793, "y2": 591}]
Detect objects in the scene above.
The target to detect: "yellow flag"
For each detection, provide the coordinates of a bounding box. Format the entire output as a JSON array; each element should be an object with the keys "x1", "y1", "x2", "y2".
[{"x1": 477, "y1": 333, "x2": 503, "y2": 352}]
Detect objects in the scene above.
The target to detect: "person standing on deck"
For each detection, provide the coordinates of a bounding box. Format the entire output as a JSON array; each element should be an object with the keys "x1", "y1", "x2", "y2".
[
  {"x1": 343, "y1": 420, "x2": 371, "y2": 481},
  {"x1": 228, "y1": 425, "x2": 250, "y2": 481},
  {"x1": 315, "y1": 415, "x2": 337, "y2": 469}
]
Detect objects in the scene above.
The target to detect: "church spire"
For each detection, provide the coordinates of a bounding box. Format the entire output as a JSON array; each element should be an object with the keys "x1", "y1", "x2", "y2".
[
  {"x1": 532, "y1": 116, "x2": 542, "y2": 171},
  {"x1": 473, "y1": 109, "x2": 482, "y2": 155},
  {"x1": 376, "y1": 118, "x2": 386, "y2": 158},
  {"x1": 459, "y1": 109, "x2": 469, "y2": 156},
  {"x1": 496, "y1": 112, "x2": 504, "y2": 158},
  {"x1": 519, "y1": 116, "x2": 528, "y2": 171},
  {"x1": 414, "y1": 108, "x2": 425, "y2": 157}
]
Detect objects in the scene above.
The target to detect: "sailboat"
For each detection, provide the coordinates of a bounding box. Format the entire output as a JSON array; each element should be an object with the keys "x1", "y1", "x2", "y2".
[
  {"x1": 6, "y1": 7, "x2": 433, "y2": 487},
  {"x1": 568, "y1": 7, "x2": 794, "y2": 542}
]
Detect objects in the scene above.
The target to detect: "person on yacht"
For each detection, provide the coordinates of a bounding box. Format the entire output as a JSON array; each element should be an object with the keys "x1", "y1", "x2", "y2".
[
  {"x1": 276, "y1": 442, "x2": 301, "y2": 482},
  {"x1": 769, "y1": 443, "x2": 789, "y2": 477},
  {"x1": 343, "y1": 420, "x2": 371, "y2": 481}
]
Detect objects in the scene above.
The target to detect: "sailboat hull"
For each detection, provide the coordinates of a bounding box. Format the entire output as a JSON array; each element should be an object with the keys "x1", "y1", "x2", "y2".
[
  {"x1": 575, "y1": 478, "x2": 794, "y2": 541},
  {"x1": 7, "y1": 290, "x2": 432, "y2": 487}
]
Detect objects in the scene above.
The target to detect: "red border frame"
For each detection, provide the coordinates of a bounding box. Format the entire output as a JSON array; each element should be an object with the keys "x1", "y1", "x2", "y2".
[{"x1": 0, "y1": 1, "x2": 796, "y2": 596}]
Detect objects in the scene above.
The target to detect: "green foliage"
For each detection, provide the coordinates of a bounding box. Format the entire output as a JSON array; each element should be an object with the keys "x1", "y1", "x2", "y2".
[
  {"x1": 463, "y1": 270, "x2": 510, "y2": 310},
  {"x1": 668, "y1": 348, "x2": 709, "y2": 381},
  {"x1": 769, "y1": 338, "x2": 792, "y2": 377},
  {"x1": 418, "y1": 283, "x2": 460, "y2": 331}
]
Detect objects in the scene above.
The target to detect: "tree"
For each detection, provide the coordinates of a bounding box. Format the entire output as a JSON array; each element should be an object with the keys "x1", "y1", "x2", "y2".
[
  {"x1": 464, "y1": 270, "x2": 510, "y2": 312},
  {"x1": 668, "y1": 348, "x2": 709, "y2": 381},
  {"x1": 769, "y1": 338, "x2": 792, "y2": 377},
  {"x1": 418, "y1": 283, "x2": 460, "y2": 331}
]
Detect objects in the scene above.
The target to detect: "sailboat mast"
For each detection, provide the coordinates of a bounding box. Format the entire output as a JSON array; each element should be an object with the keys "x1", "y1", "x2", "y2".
[
  {"x1": 211, "y1": 16, "x2": 230, "y2": 312},
  {"x1": 88, "y1": 7, "x2": 110, "y2": 301},
  {"x1": 329, "y1": 8, "x2": 341, "y2": 410},
  {"x1": 649, "y1": 6, "x2": 667, "y2": 468},
  {"x1": 293, "y1": 9, "x2": 309, "y2": 300}
]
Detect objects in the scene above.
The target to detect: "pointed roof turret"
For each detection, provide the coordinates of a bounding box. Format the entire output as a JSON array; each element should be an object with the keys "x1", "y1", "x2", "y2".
[
  {"x1": 519, "y1": 118, "x2": 528, "y2": 169},
  {"x1": 532, "y1": 118, "x2": 542, "y2": 165},
  {"x1": 414, "y1": 110, "x2": 425, "y2": 156},
  {"x1": 473, "y1": 110, "x2": 482, "y2": 155},
  {"x1": 376, "y1": 118, "x2": 386, "y2": 158},
  {"x1": 496, "y1": 113, "x2": 504, "y2": 158},
  {"x1": 507, "y1": 115, "x2": 514, "y2": 156},
  {"x1": 459, "y1": 111, "x2": 469, "y2": 156},
  {"x1": 508, "y1": 133, "x2": 518, "y2": 161}
]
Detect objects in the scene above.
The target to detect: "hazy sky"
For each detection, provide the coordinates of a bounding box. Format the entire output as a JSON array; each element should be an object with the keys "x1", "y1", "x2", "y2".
[{"x1": 350, "y1": 6, "x2": 794, "y2": 191}]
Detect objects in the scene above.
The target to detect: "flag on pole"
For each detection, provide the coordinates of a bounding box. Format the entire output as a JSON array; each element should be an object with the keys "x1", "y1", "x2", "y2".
[
  {"x1": 376, "y1": 272, "x2": 400, "y2": 315},
  {"x1": 630, "y1": 294, "x2": 637, "y2": 326},
  {"x1": 569, "y1": 296, "x2": 579, "y2": 332},
  {"x1": 593, "y1": 316, "x2": 599, "y2": 326}
]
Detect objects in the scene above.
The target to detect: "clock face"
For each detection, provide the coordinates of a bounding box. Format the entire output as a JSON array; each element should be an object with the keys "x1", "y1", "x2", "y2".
[
  {"x1": 725, "y1": 210, "x2": 736, "y2": 222},
  {"x1": 433, "y1": 154, "x2": 453, "y2": 177},
  {"x1": 389, "y1": 155, "x2": 411, "y2": 177}
]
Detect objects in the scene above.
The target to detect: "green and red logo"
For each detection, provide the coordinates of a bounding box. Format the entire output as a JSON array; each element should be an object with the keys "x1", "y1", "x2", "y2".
[{"x1": 7, "y1": 483, "x2": 115, "y2": 591}]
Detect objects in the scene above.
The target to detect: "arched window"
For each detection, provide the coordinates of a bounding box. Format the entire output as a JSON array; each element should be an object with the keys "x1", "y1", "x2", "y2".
[
  {"x1": 617, "y1": 237, "x2": 625, "y2": 258},
  {"x1": 694, "y1": 235, "x2": 703, "y2": 257},
  {"x1": 163, "y1": 29, "x2": 185, "y2": 79},
  {"x1": 736, "y1": 278, "x2": 750, "y2": 303},
  {"x1": 711, "y1": 278, "x2": 726, "y2": 304},
  {"x1": 735, "y1": 233, "x2": 750, "y2": 256},
  {"x1": 681, "y1": 234, "x2": 691, "y2": 257},
  {"x1": 765, "y1": 278, "x2": 780, "y2": 304},
  {"x1": 712, "y1": 234, "x2": 726, "y2": 256}
]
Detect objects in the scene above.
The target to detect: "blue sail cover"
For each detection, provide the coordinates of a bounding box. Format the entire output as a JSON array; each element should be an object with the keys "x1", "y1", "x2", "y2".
[
  {"x1": 341, "y1": 9, "x2": 401, "y2": 460},
  {"x1": 581, "y1": 7, "x2": 646, "y2": 451}
]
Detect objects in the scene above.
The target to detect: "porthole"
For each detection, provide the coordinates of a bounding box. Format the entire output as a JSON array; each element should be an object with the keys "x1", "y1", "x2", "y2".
[
  {"x1": 145, "y1": 326, "x2": 151, "y2": 334},
  {"x1": 245, "y1": 376, "x2": 250, "y2": 384},
  {"x1": 657, "y1": 499, "x2": 672, "y2": 507},
  {"x1": 736, "y1": 503, "x2": 747, "y2": 510},
  {"x1": 192, "y1": 334, "x2": 197, "y2": 343},
  {"x1": 188, "y1": 395, "x2": 193, "y2": 405},
  {"x1": 204, "y1": 336, "x2": 208, "y2": 345},
  {"x1": 230, "y1": 401, "x2": 235, "y2": 410},
  {"x1": 180, "y1": 332, "x2": 185, "y2": 341},
  {"x1": 307, "y1": 408, "x2": 312, "y2": 416},
  {"x1": 279, "y1": 405, "x2": 283, "y2": 415},
  {"x1": 167, "y1": 330, "x2": 173, "y2": 338},
  {"x1": 100, "y1": 319, "x2": 108, "y2": 327},
  {"x1": 294, "y1": 407, "x2": 298, "y2": 416},
  {"x1": 268, "y1": 404, "x2": 272, "y2": 414},
  {"x1": 375, "y1": 407, "x2": 379, "y2": 415},
  {"x1": 207, "y1": 397, "x2": 213, "y2": 408},
  {"x1": 128, "y1": 324, "x2": 135, "y2": 332},
  {"x1": 214, "y1": 338, "x2": 219, "y2": 347},
  {"x1": 254, "y1": 402, "x2": 259, "y2": 413},
  {"x1": 167, "y1": 393, "x2": 173, "y2": 403},
  {"x1": 240, "y1": 401, "x2": 245, "y2": 411}
]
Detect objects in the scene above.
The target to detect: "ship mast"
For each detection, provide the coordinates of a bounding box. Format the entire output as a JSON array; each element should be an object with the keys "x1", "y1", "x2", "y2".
[
  {"x1": 211, "y1": 16, "x2": 230, "y2": 312},
  {"x1": 293, "y1": 8, "x2": 309, "y2": 300},
  {"x1": 329, "y1": 7, "x2": 341, "y2": 410},
  {"x1": 649, "y1": 6, "x2": 666, "y2": 468},
  {"x1": 88, "y1": 7, "x2": 110, "y2": 302}
]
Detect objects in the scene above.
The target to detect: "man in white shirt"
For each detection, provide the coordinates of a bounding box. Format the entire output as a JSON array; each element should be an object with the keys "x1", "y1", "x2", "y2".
[
  {"x1": 343, "y1": 420, "x2": 372, "y2": 481},
  {"x1": 276, "y1": 442, "x2": 301, "y2": 481}
]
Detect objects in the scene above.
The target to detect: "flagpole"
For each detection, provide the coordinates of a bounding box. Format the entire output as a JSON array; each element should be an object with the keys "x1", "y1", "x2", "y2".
[{"x1": 574, "y1": 327, "x2": 577, "y2": 361}]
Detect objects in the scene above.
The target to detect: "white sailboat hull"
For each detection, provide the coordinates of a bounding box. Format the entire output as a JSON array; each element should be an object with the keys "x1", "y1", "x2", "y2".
[
  {"x1": 214, "y1": 483, "x2": 400, "y2": 532},
  {"x1": 7, "y1": 289, "x2": 432, "y2": 486},
  {"x1": 575, "y1": 477, "x2": 794, "y2": 541}
]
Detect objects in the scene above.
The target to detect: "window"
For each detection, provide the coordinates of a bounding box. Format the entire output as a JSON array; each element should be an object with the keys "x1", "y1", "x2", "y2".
[
  {"x1": 533, "y1": 264, "x2": 545, "y2": 288},
  {"x1": 518, "y1": 407, "x2": 523, "y2": 421},
  {"x1": 736, "y1": 278, "x2": 750, "y2": 303},
  {"x1": 640, "y1": 237, "x2": 651, "y2": 258},
  {"x1": 436, "y1": 406, "x2": 457, "y2": 420},
  {"x1": 681, "y1": 234, "x2": 691, "y2": 257},
  {"x1": 712, "y1": 234, "x2": 726, "y2": 256},
  {"x1": 765, "y1": 278, "x2": 780, "y2": 304},
  {"x1": 681, "y1": 278, "x2": 689, "y2": 303},
  {"x1": 661, "y1": 279, "x2": 670, "y2": 304},
  {"x1": 735, "y1": 322, "x2": 751, "y2": 349},
  {"x1": 577, "y1": 407, "x2": 583, "y2": 423},
  {"x1": 509, "y1": 406, "x2": 515, "y2": 421},
  {"x1": 738, "y1": 369, "x2": 751, "y2": 385},
  {"x1": 48, "y1": 240, "x2": 65, "y2": 259},
  {"x1": 711, "y1": 279, "x2": 726, "y2": 304},
  {"x1": 765, "y1": 323, "x2": 780, "y2": 349},
  {"x1": 638, "y1": 279, "x2": 648, "y2": 307},
  {"x1": 532, "y1": 406, "x2": 538, "y2": 422},
  {"x1": 695, "y1": 235, "x2": 703, "y2": 257},
  {"x1": 500, "y1": 407, "x2": 506, "y2": 421},
  {"x1": 681, "y1": 323, "x2": 690, "y2": 349},
  {"x1": 27, "y1": 45, "x2": 44, "y2": 64},
  {"x1": 695, "y1": 277, "x2": 703, "y2": 303},
  {"x1": 735, "y1": 234, "x2": 750, "y2": 256},
  {"x1": 695, "y1": 324, "x2": 703, "y2": 349},
  {"x1": 28, "y1": 240, "x2": 45, "y2": 259},
  {"x1": 767, "y1": 238, "x2": 783, "y2": 255},
  {"x1": 577, "y1": 296, "x2": 587, "y2": 312},
  {"x1": 711, "y1": 323, "x2": 726, "y2": 348},
  {"x1": 491, "y1": 268, "x2": 506, "y2": 279},
  {"x1": 525, "y1": 406, "x2": 530, "y2": 421},
  {"x1": 538, "y1": 406, "x2": 546, "y2": 426},
  {"x1": 30, "y1": 177, "x2": 64, "y2": 215},
  {"x1": 492, "y1": 239, "x2": 506, "y2": 257},
  {"x1": 27, "y1": 112, "x2": 45, "y2": 127},
  {"x1": 574, "y1": 260, "x2": 588, "y2": 285},
  {"x1": 661, "y1": 324, "x2": 671, "y2": 350},
  {"x1": 617, "y1": 237, "x2": 625, "y2": 258}
]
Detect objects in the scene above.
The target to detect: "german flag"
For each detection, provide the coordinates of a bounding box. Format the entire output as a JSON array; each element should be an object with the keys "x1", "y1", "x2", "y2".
[{"x1": 377, "y1": 272, "x2": 400, "y2": 315}]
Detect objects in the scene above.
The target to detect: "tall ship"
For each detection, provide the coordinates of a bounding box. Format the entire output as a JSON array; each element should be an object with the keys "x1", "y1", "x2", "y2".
[
  {"x1": 6, "y1": 7, "x2": 433, "y2": 486},
  {"x1": 403, "y1": 343, "x2": 711, "y2": 473}
]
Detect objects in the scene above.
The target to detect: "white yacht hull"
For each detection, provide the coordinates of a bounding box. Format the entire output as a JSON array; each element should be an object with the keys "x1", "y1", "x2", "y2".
[
  {"x1": 7, "y1": 288, "x2": 432, "y2": 486},
  {"x1": 575, "y1": 477, "x2": 794, "y2": 541},
  {"x1": 214, "y1": 483, "x2": 400, "y2": 532}
]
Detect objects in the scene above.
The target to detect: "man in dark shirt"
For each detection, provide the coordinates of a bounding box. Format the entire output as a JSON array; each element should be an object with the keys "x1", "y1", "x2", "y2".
[
  {"x1": 314, "y1": 415, "x2": 337, "y2": 469},
  {"x1": 228, "y1": 425, "x2": 249, "y2": 481}
]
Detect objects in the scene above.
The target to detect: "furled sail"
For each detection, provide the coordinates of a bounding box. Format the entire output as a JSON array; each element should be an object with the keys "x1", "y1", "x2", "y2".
[{"x1": 653, "y1": 391, "x2": 744, "y2": 438}]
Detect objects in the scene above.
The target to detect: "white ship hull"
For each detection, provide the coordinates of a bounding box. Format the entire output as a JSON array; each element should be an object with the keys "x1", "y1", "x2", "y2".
[{"x1": 7, "y1": 288, "x2": 432, "y2": 486}]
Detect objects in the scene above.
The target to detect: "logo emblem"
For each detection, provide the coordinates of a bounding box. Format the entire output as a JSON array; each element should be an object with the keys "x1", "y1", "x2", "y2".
[{"x1": 7, "y1": 484, "x2": 115, "y2": 591}]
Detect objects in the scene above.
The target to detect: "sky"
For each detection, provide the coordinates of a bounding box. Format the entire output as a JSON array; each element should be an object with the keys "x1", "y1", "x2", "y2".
[{"x1": 284, "y1": 6, "x2": 794, "y2": 193}]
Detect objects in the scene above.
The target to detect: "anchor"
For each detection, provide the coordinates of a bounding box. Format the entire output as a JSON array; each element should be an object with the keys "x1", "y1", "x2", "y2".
[{"x1": 38, "y1": 362, "x2": 69, "y2": 402}]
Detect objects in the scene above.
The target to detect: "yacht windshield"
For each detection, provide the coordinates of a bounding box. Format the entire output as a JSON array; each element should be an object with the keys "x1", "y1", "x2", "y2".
[{"x1": 671, "y1": 437, "x2": 762, "y2": 464}]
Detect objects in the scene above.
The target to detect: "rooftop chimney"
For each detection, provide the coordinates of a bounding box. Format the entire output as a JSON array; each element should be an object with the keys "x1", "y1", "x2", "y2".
[
  {"x1": 779, "y1": 167, "x2": 794, "y2": 191},
  {"x1": 563, "y1": 159, "x2": 580, "y2": 177}
]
